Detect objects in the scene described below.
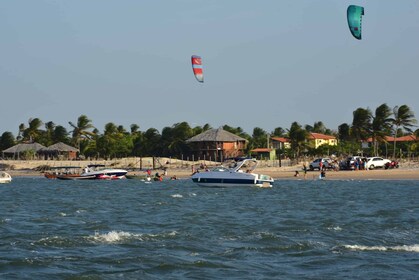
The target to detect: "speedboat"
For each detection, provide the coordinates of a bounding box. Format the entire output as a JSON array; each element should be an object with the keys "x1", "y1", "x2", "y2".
[
  {"x1": 81, "y1": 164, "x2": 127, "y2": 180},
  {"x1": 56, "y1": 174, "x2": 96, "y2": 180},
  {"x1": 0, "y1": 172, "x2": 12, "y2": 184},
  {"x1": 44, "y1": 166, "x2": 84, "y2": 179},
  {"x1": 191, "y1": 158, "x2": 274, "y2": 188}
]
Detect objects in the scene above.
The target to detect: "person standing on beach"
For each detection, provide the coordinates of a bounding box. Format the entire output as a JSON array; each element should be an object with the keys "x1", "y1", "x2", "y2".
[{"x1": 303, "y1": 163, "x2": 307, "y2": 180}]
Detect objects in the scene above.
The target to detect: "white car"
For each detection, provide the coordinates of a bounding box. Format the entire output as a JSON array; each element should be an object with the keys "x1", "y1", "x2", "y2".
[
  {"x1": 309, "y1": 158, "x2": 331, "y2": 171},
  {"x1": 365, "y1": 157, "x2": 391, "y2": 170}
]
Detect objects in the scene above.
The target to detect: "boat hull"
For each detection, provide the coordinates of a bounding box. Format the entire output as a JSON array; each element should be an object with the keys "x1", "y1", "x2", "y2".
[
  {"x1": 191, "y1": 173, "x2": 273, "y2": 188},
  {"x1": 0, "y1": 172, "x2": 12, "y2": 184},
  {"x1": 96, "y1": 174, "x2": 126, "y2": 180},
  {"x1": 56, "y1": 174, "x2": 96, "y2": 180}
]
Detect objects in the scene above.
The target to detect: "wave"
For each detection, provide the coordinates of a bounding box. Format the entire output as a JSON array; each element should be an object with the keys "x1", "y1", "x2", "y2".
[
  {"x1": 34, "y1": 236, "x2": 78, "y2": 247},
  {"x1": 343, "y1": 244, "x2": 419, "y2": 252},
  {"x1": 0, "y1": 218, "x2": 11, "y2": 224},
  {"x1": 171, "y1": 194, "x2": 183, "y2": 198},
  {"x1": 87, "y1": 230, "x2": 179, "y2": 244}
]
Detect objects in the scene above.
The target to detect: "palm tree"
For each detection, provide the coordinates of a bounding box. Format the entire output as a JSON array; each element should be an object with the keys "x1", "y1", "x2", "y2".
[
  {"x1": 338, "y1": 123, "x2": 351, "y2": 141},
  {"x1": 389, "y1": 105, "x2": 417, "y2": 158},
  {"x1": 371, "y1": 103, "x2": 392, "y2": 156},
  {"x1": 23, "y1": 118, "x2": 43, "y2": 142},
  {"x1": 351, "y1": 107, "x2": 372, "y2": 150},
  {"x1": 160, "y1": 122, "x2": 193, "y2": 157},
  {"x1": 313, "y1": 121, "x2": 327, "y2": 134},
  {"x1": 44, "y1": 121, "x2": 56, "y2": 146},
  {"x1": 17, "y1": 123, "x2": 26, "y2": 141},
  {"x1": 0, "y1": 131, "x2": 16, "y2": 150},
  {"x1": 52, "y1": 125, "x2": 69, "y2": 144},
  {"x1": 287, "y1": 122, "x2": 308, "y2": 158},
  {"x1": 222, "y1": 125, "x2": 250, "y2": 140},
  {"x1": 68, "y1": 115, "x2": 95, "y2": 152},
  {"x1": 271, "y1": 127, "x2": 285, "y2": 137},
  {"x1": 130, "y1": 124, "x2": 140, "y2": 135},
  {"x1": 250, "y1": 127, "x2": 268, "y2": 150}
]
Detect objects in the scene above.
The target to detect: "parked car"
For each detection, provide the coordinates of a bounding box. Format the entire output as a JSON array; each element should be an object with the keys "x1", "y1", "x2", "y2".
[
  {"x1": 309, "y1": 158, "x2": 331, "y2": 171},
  {"x1": 341, "y1": 156, "x2": 368, "y2": 170},
  {"x1": 340, "y1": 156, "x2": 361, "y2": 170},
  {"x1": 365, "y1": 157, "x2": 391, "y2": 170}
]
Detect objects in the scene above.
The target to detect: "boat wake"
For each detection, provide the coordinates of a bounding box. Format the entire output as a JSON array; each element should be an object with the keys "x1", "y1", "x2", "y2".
[
  {"x1": 87, "y1": 230, "x2": 179, "y2": 244},
  {"x1": 342, "y1": 244, "x2": 419, "y2": 252}
]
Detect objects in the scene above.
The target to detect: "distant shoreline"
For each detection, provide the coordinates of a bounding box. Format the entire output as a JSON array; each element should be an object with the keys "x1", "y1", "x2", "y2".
[{"x1": 3, "y1": 158, "x2": 419, "y2": 181}]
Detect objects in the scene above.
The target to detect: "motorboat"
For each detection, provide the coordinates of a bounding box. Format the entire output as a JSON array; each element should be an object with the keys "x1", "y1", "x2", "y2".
[
  {"x1": 44, "y1": 166, "x2": 85, "y2": 179},
  {"x1": 0, "y1": 172, "x2": 12, "y2": 183},
  {"x1": 81, "y1": 164, "x2": 128, "y2": 180},
  {"x1": 191, "y1": 158, "x2": 274, "y2": 188},
  {"x1": 56, "y1": 174, "x2": 96, "y2": 180}
]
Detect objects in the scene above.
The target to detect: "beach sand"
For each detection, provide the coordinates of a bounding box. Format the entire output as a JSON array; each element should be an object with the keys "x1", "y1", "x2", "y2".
[
  {"x1": 162, "y1": 167, "x2": 419, "y2": 180},
  {"x1": 3, "y1": 158, "x2": 419, "y2": 181}
]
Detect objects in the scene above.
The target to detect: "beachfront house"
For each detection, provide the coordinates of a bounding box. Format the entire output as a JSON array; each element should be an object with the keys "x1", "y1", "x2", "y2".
[
  {"x1": 363, "y1": 134, "x2": 418, "y2": 156},
  {"x1": 271, "y1": 137, "x2": 291, "y2": 150},
  {"x1": 250, "y1": 148, "x2": 276, "y2": 160},
  {"x1": 307, "y1": 132, "x2": 338, "y2": 149},
  {"x1": 186, "y1": 128, "x2": 247, "y2": 162}
]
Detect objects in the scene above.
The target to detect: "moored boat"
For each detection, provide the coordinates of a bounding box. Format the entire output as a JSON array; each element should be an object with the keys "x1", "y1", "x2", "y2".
[
  {"x1": 0, "y1": 172, "x2": 12, "y2": 184},
  {"x1": 81, "y1": 164, "x2": 127, "y2": 180},
  {"x1": 191, "y1": 158, "x2": 274, "y2": 188},
  {"x1": 44, "y1": 166, "x2": 83, "y2": 179},
  {"x1": 56, "y1": 174, "x2": 96, "y2": 180}
]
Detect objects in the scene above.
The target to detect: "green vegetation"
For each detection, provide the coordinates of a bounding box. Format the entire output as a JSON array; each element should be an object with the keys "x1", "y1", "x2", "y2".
[{"x1": 0, "y1": 104, "x2": 417, "y2": 160}]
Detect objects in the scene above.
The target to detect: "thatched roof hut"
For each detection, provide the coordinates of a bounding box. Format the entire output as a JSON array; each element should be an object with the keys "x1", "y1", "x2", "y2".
[
  {"x1": 2, "y1": 142, "x2": 46, "y2": 159},
  {"x1": 41, "y1": 142, "x2": 79, "y2": 160},
  {"x1": 43, "y1": 142, "x2": 79, "y2": 152}
]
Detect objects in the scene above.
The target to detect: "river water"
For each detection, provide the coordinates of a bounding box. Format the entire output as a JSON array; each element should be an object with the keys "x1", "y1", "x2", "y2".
[{"x1": 0, "y1": 177, "x2": 418, "y2": 279}]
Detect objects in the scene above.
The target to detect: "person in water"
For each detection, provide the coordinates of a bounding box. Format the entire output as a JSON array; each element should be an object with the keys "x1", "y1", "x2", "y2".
[
  {"x1": 320, "y1": 170, "x2": 326, "y2": 178},
  {"x1": 154, "y1": 172, "x2": 163, "y2": 181}
]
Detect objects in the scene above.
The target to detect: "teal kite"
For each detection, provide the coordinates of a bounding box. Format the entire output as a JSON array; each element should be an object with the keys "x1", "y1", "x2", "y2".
[{"x1": 347, "y1": 5, "x2": 364, "y2": 40}]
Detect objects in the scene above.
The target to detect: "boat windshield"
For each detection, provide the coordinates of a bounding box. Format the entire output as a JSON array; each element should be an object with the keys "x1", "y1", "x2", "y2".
[
  {"x1": 211, "y1": 166, "x2": 230, "y2": 172},
  {"x1": 219, "y1": 158, "x2": 258, "y2": 173}
]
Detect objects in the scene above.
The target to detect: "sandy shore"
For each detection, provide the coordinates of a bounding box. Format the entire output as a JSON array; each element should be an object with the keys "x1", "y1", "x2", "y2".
[
  {"x1": 163, "y1": 167, "x2": 419, "y2": 180},
  {"x1": 3, "y1": 159, "x2": 419, "y2": 181}
]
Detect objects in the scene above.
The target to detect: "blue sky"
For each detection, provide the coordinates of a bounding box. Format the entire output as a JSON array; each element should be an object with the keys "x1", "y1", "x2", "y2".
[{"x1": 1, "y1": 0, "x2": 418, "y2": 136}]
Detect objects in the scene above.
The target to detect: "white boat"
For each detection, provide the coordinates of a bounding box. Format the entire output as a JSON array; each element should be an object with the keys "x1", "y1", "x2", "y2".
[
  {"x1": 0, "y1": 172, "x2": 12, "y2": 184},
  {"x1": 191, "y1": 158, "x2": 274, "y2": 188},
  {"x1": 81, "y1": 164, "x2": 128, "y2": 180}
]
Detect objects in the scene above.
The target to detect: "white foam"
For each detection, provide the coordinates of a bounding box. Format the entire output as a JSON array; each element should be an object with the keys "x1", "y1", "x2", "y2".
[
  {"x1": 171, "y1": 194, "x2": 183, "y2": 198},
  {"x1": 88, "y1": 230, "x2": 178, "y2": 243},
  {"x1": 328, "y1": 226, "x2": 342, "y2": 231},
  {"x1": 91, "y1": 230, "x2": 141, "y2": 243},
  {"x1": 344, "y1": 244, "x2": 419, "y2": 252}
]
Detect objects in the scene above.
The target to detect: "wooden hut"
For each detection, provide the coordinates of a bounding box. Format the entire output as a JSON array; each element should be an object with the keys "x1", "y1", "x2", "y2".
[
  {"x1": 1, "y1": 142, "x2": 46, "y2": 159},
  {"x1": 41, "y1": 142, "x2": 79, "y2": 160},
  {"x1": 186, "y1": 128, "x2": 247, "y2": 162}
]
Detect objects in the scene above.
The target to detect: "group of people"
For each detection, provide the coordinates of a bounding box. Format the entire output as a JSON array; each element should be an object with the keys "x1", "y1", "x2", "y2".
[
  {"x1": 294, "y1": 163, "x2": 326, "y2": 179},
  {"x1": 146, "y1": 169, "x2": 177, "y2": 181},
  {"x1": 191, "y1": 163, "x2": 210, "y2": 175},
  {"x1": 348, "y1": 158, "x2": 368, "y2": 170}
]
